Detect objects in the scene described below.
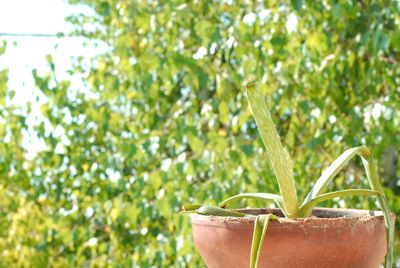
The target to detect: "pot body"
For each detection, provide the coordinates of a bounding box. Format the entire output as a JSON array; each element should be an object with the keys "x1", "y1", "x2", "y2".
[{"x1": 191, "y1": 208, "x2": 390, "y2": 268}]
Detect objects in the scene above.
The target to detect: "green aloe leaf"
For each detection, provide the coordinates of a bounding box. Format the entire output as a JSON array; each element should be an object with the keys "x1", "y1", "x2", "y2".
[
  {"x1": 298, "y1": 189, "x2": 378, "y2": 217},
  {"x1": 302, "y1": 147, "x2": 367, "y2": 203},
  {"x1": 301, "y1": 146, "x2": 394, "y2": 267},
  {"x1": 181, "y1": 204, "x2": 247, "y2": 217},
  {"x1": 361, "y1": 156, "x2": 394, "y2": 268},
  {"x1": 246, "y1": 83, "x2": 299, "y2": 218},
  {"x1": 181, "y1": 204, "x2": 202, "y2": 211},
  {"x1": 250, "y1": 214, "x2": 279, "y2": 268},
  {"x1": 219, "y1": 193, "x2": 286, "y2": 216}
]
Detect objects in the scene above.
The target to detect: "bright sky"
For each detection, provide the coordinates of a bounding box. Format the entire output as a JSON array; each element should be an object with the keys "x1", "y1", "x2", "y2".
[
  {"x1": 0, "y1": 0, "x2": 80, "y2": 34},
  {"x1": 0, "y1": 0, "x2": 107, "y2": 159}
]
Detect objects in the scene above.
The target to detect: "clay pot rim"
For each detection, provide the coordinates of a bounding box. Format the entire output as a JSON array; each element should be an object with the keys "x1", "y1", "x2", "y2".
[{"x1": 191, "y1": 207, "x2": 390, "y2": 227}]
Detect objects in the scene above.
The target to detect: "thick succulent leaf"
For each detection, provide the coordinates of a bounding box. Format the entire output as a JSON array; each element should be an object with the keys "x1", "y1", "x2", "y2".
[
  {"x1": 301, "y1": 146, "x2": 394, "y2": 267},
  {"x1": 250, "y1": 214, "x2": 279, "y2": 268},
  {"x1": 219, "y1": 193, "x2": 286, "y2": 216},
  {"x1": 181, "y1": 204, "x2": 202, "y2": 211},
  {"x1": 361, "y1": 157, "x2": 394, "y2": 268},
  {"x1": 181, "y1": 204, "x2": 246, "y2": 217},
  {"x1": 298, "y1": 189, "x2": 378, "y2": 217},
  {"x1": 302, "y1": 147, "x2": 367, "y2": 203},
  {"x1": 246, "y1": 83, "x2": 299, "y2": 218}
]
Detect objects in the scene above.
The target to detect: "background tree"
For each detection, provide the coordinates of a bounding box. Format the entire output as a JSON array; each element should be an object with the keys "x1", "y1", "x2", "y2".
[{"x1": 0, "y1": 0, "x2": 399, "y2": 266}]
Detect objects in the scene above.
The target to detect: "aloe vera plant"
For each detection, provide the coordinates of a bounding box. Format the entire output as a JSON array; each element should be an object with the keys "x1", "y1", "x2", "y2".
[{"x1": 183, "y1": 83, "x2": 394, "y2": 268}]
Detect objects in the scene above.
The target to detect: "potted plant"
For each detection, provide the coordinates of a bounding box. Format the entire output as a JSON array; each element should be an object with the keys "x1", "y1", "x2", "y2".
[{"x1": 182, "y1": 83, "x2": 395, "y2": 268}]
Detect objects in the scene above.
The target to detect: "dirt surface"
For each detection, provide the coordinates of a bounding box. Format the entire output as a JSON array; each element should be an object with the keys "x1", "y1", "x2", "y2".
[{"x1": 190, "y1": 207, "x2": 389, "y2": 226}]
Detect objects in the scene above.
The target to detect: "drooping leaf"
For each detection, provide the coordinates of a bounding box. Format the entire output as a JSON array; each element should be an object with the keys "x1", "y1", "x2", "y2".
[{"x1": 250, "y1": 214, "x2": 279, "y2": 268}]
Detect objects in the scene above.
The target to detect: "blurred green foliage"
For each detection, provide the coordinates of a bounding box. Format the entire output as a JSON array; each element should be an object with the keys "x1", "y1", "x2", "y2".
[{"x1": 1, "y1": 0, "x2": 400, "y2": 266}]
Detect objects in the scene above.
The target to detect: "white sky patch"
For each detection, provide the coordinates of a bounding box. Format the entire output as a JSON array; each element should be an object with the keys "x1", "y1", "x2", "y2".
[
  {"x1": 371, "y1": 103, "x2": 385, "y2": 120},
  {"x1": 311, "y1": 108, "x2": 321, "y2": 118},
  {"x1": 71, "y1": 204, "x2": 78, "y2": 213},
  {"x1": 179, "y1": 86, "x2": 190, "y2": 98},
  {"x1": 129, "y1": 56, "x2": 137, "y2": 65},
  {"x1": 156, "y1": 233, "x2": 165, "y2": 241},
  {"x1": 226, "y1": 36, "x2": 236, "y2": 48},
  {"x1": 329, "y1": 115, "x2": 337, "y2": 124},
  {"x1": 259, "y1": 9, "x2": 271, "y2": 23},
  {"x1": 243, "y1": 13, "x2": 257, "y2": 26},
  {"x1": 286, "y1": 13, "x2": 298, "y2": 33},
  {"x1": 54, "y1": 143, "x2": 65, "y2": 154},
  {"x1": 87, "y1": 237, "x2": 98, "y2": 246},
  {"x1": 236, "y1": 166, "x2": 243, "y2": 176},
  {"x1": 176, "y1": 236, "x2": 184, "y2": 250},
  {"x1": 0, "y1": 0, "x2": 109, "y2": 160},
  {"x1": 193, "y1": 47, "x2": 207, "y2": 60},
  {"x1": 273, "y1": 13, "x2": 279, "y2": 23},
  {"x1": 383, "y1": 106, "x2": 393, "y2": 120},
  {"x1": 85, "y1": 207, "x2": 94, "y2": 218},
  {"x1": 0, "y1": 0, "x2": 91, "y2": 35},
  {"x1": 149, "y1": 136, "x2": 160, "y2": 153},
  {"x1": 268, "y1": 48, "x2": 273, "y2": 55},
  {"x1": 209, "y1": 42, "x2": 217, "y2": 54},
  {"x1": 106, "y1": 168, "x2": 121, "y2": 183},
  {"x1": 177, "y1": 152, "x2": 186, "y2": 163},
  {"x1": 161, "y1": 158, "x2": 172, "y2": 171},
  {"x1": 273, "y1": 61, "x2": 282, "y2": 73}
]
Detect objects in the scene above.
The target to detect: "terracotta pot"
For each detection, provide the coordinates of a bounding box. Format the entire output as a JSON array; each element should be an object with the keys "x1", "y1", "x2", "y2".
[{"x1": 191, "y1": 207, "x2": 392, "y2": 268}]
